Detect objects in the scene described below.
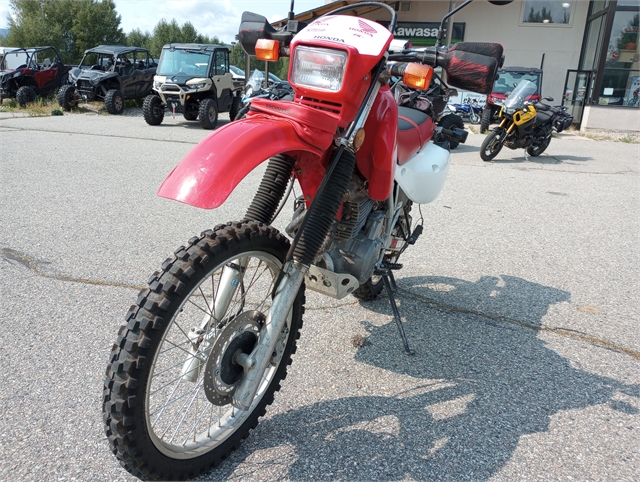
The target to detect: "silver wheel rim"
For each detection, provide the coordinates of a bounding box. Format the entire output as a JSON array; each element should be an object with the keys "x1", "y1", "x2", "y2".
[{"x1": 145, "y1": 250, "x2": 289, "y2": 459}]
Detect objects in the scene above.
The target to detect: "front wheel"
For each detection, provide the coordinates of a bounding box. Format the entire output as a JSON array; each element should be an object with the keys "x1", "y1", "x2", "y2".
[
  {"x1": 57, "y1": 84, "x2": 77, "y2": 111},
  {"x1": 105, "y1": 89, "x2": 124, "y2": 115},
  {"x1": 469, "y1": 110, "x2": 480, "y2": 124},
  {"x1": 480, "y1": 129, "x2": 504, "y2": 162},
  {"x1": 143, "y1": 94, "x2": 165, "y2": 125},
  {"x1": 16, "y1": 85, "x2": 37, "y2": 107},
  {"x1": 103, "y1": 221, "x2": 305, "y2": 480}
]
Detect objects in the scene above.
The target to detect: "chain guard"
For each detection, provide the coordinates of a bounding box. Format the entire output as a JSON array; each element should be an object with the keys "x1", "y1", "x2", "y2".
[{"x1": 203, "y1": 310, "x2": 265, "y2": 406}]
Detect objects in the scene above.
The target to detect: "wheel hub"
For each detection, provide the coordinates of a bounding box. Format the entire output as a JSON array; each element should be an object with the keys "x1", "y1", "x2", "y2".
[{"x1": 203, "y1": 310, "x2": 265, "y2": 406}]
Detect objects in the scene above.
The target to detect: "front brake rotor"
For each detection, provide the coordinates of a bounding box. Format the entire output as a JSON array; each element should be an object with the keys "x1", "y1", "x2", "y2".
[{"x1": 203, "y1": 310, "x2": 265, "y2": 406}]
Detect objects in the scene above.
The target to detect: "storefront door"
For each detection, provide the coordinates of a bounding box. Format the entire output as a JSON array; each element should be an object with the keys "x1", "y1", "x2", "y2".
[{"x1": 562, "y1": 70, "x2": 594, "y2": 126}]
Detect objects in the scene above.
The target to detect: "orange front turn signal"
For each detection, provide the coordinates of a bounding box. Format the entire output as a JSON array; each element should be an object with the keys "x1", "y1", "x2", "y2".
[
  {"x1": 403, "y1": 63, "x2": 433, "y2": 91},
  {"x1": 255, "y1": 39, "x2": 280, "y2": 61}
]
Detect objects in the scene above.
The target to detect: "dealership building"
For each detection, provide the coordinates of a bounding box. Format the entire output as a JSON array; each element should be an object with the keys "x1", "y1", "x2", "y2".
[{"x1": 276, "y1": 0, "x2": 639, "y2": 132}]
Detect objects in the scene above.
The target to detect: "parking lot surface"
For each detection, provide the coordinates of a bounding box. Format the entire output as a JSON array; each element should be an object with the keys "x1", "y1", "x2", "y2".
[{"x1": 1, "y1": 110, "x2": 638, "y2": 481}]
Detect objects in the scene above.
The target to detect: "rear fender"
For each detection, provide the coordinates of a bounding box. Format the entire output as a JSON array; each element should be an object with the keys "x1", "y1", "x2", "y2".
[{"x1": 158, "y1": 102, "x2": 339, "y2": 209}]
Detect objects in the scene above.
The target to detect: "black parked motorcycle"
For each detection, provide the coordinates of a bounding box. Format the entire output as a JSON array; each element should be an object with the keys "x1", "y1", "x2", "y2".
[
  {"x1": 234, "y1": 79, "x2": 294, "y2": 120},
  {"x1": 480, "y1": 80, "x2": 573, "y2": 161}
]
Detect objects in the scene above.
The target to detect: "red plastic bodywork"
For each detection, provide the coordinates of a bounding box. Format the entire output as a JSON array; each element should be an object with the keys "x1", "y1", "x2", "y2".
[
  {"x1": 355, "y1": 86, "x2": 397, "y2": 201},
  {"x1": 157, "y1": 99, "x2": 340, "y2": 209}
]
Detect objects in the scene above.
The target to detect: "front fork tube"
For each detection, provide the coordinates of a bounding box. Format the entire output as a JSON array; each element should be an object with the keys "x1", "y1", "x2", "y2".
[
  {"x1": 181, "y1": 260, "x2": 246, "y2": 382},
  {"x1": 232, "y1": 261, "x2": 307, "y2": 410}
]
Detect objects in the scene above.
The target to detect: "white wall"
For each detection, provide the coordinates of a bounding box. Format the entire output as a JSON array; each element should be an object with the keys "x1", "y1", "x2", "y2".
[
  {"x1": 361, "y1": 0, "x2": 590, "y2": 104},
  {"x1": 582, "y1": 105, "x2": 640, "y2": 131}
]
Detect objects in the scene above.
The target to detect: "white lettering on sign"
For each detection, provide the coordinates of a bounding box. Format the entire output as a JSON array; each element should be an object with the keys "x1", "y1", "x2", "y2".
[{"x1": 395, "y1": 27, "x2": 439, "y2": 38}]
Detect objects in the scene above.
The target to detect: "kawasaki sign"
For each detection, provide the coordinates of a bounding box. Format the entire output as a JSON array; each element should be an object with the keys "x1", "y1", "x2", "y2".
[{"x1": 393, "y1": 22, "x2": 466, "y2": 46}]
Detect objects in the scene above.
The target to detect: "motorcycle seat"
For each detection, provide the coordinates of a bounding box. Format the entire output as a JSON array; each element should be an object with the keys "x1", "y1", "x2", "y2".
[
  {"x1": 536, "y1": 102, "x2": 551, "y2": 111},
  {"x1": 397, "y1": 106, "x2": 435, "y2": 165}
]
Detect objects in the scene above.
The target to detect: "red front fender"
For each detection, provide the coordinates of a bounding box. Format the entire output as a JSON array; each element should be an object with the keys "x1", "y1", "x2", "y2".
[{"x1": 158, "y1": 113, "x2": 329, "y2": 209}]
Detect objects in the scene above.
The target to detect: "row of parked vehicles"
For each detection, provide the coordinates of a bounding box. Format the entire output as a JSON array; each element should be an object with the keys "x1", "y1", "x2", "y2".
[
  {"x1": 0, "y1": 43, "x2": 249, "y2": 129},
  {"x1": 0, "y1": 42, "x2": 572, "y2": 156}
]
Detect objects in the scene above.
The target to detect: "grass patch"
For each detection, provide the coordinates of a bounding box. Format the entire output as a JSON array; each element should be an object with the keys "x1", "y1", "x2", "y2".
[
  {"x1": 0, "y1": 88, "x2": 111, "y2": 116},
  {"x1": 574, "y1": 130, "x2": 640, "y2": 143},
  {"x1": 467, "y1": 125, "x2": 479, "y2": 134}
]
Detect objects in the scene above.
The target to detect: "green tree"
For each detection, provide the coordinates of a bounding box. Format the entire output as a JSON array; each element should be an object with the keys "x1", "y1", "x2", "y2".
[
  {"x1": 229, "y1": 42, "x2": 290, "y2": 81},
  {"x1": 126, "y1": 28, "x2": 152, "y2": 50},
  {"x1": 71, "y1": 0, "x2": 124, "y2": 60},
  {"x1": 5, "y1": 0, "x2": 124, "y2": 62}
]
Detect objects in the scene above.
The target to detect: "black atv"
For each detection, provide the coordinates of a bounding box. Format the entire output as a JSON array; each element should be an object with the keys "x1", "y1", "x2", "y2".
[
  {"x1": 0, "y1": 46, "x2": 71, "y2": 106},
  {"x1": 143, "y1": 43, "x2": 244, "y2": 129},
  {"x1": 58, "y1": 45, "x2": 157, "y2": 115}
]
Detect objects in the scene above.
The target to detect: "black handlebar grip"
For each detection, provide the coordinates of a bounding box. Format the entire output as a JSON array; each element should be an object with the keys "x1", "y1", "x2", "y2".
[{"x1": 388, "y1": 63, "x2": 407, "y2": 77}]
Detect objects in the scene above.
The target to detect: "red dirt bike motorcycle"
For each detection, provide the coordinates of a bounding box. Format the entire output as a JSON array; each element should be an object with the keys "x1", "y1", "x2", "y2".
[{"x1": 103, "y1": 1, "x2": 508, "y2": 479}]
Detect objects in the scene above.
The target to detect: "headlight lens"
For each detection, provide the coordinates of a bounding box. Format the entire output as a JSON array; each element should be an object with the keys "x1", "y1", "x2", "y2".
[
  {"x1": 154, "y1": 81, "x2": 162, "y2": 89},
  {"x1": 492, "y1": 97, "x2": 503, "y2": 105},
  {"x1": 192, "y1": 83, "x2": 206, "y2": 90},
  {"x1": 291, "y1": 46, "x2": 347, "y2": 92}
]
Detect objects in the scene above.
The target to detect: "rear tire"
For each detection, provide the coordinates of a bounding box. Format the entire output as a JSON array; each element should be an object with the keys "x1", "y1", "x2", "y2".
[
  {"x1": 352, "y1": 276, "x2": 384, "y2": 301},
  {"x1": 105, "y1": 89, "x2": 124, "y2": 115},
  {"x1": 57, "y1": 84, "x2": 77, "y2": 111},
  {"x1": 199, "y1": 98, "x2": 218, "y2": 129},
  {"x1": 480, "y1": 130, "x2": 504, "y2": 162},
  {"x1": 229, "y1": 96, "x2": 241, "y2": 122},
  {"x1": 439, "y1": 114, "x2": 465, "y2": 149},
  {"x1": 16, "y1": 85, "x2": 37, "y2": 107},
  {"x1": 526, "y1": 135, "x2": 551, "y2": 157},
  {"x1": 183, "y1": 110, "x2": 198, "y2": 121},
  {"x1": 480, "y1": 106, "x2": 492, "y2": 133},
  {"x1": 143, "y1": 94, "x2": 164, "y2": 125},
  {"x1": 103, "y1": 221, "x2": 305, "y2": 481}
]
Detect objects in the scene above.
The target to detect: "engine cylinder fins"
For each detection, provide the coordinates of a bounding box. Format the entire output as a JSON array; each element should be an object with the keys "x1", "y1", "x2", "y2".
[
  {"x1": 293, "y1": 149, "x2": 357, "y2": 266},
  {"x1": 245, "y1": 155, "x2": 296, "y2": 224},
  {"x1": 335, "y1": 196, "x2": 375, "y2": 241}
]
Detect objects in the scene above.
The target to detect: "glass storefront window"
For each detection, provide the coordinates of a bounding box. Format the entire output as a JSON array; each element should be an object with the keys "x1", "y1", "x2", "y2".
[
  {"x1": 606, "y1": 10, "x2": 639, "y2": 67},
  {"x1": 581, "y1": 14, "x2": 606, "y2": 70},
  {"x1": 589, "y1": 1, "x2": 609, "y2": 16},
  {"x1": 522, "y1": 0, "x2": 573, "y2": 24},
  {"x1": 601, "y1": 10, "x2": 639, "y2": 107}
]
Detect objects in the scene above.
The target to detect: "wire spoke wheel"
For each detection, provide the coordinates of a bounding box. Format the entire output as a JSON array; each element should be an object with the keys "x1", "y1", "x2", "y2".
[{"x1": 104, "y1": 222, "x2": 304, "y2": 480}]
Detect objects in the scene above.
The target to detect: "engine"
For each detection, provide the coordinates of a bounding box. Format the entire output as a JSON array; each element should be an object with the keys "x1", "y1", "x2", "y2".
[{"x1": 286, "y1": 174, "x2": 386, "y2": 283}]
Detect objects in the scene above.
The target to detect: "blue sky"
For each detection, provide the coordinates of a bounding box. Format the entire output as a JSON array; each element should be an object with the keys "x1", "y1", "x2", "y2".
[{"x1": 0, "y1": 0, "x2": 327, "y2": 44}]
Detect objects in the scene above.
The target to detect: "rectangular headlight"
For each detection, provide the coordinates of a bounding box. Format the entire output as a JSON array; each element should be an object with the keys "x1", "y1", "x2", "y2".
[{"x1": 291, "y1": 46, "x2": 347, "y2": 92}]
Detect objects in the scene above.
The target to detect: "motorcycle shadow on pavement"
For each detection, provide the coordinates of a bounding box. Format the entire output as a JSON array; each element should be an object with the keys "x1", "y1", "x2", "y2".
[
  {"x1": 488, "y1": 153, "x2": 594, "y2": 164},
  {"x1": 205, "y1": 274, "x2": 638, "y2": 481},
  {"x1": 450, "y1": 144, "x2": 480, "y2": 154}
]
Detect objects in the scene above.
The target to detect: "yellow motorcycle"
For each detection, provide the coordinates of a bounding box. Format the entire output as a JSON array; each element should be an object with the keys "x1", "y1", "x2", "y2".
[{"x1": 480, "y1": 80, "x2": 572, "y2": 161}]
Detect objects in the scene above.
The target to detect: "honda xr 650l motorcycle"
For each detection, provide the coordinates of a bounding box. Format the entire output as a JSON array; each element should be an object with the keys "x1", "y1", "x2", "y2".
[{"x1": 103, "y1": 1, "x2": 509, "y2": 479}]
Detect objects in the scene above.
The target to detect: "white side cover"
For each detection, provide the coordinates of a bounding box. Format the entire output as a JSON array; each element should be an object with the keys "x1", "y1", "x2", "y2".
[
  {"x1": 294, "y1": 16, "x2": 392, "y2": 56},
  {"x1": 394, "y1": 142, "x2": 451, "y2": 204}
]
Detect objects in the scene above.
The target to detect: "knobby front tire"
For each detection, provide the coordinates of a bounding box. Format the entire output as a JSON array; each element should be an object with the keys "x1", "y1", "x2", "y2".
[{"x1": 103, "y1": 221, "x2": 305, "y2": 480}]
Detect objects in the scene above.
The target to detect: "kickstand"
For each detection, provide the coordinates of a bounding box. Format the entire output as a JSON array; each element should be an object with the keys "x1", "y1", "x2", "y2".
[{"x1": 380, "y1": 270, "x2": 415, "y2": 355}]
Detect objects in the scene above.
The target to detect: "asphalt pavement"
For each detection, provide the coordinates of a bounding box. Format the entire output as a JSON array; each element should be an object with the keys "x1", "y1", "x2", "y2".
[{"x1": 0, "y1": 109, "x2": 638, "y2": 481}]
